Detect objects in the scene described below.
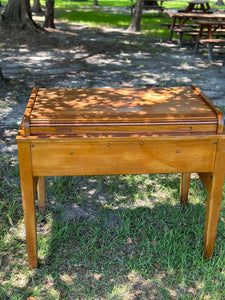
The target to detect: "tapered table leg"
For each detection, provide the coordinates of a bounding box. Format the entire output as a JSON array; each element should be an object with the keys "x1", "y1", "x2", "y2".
[
  {"x1": 37, "y1": 177, "x2": 46, "y2": 212},
  {"x1": 180, "y1": 173, "x2": 191, "y2": 207},
  {"x1": 18, "y1": 143, "x2": 37, "y2": 269},
  {"x1": 204, "y1": 140, "x2": 225, "y2": 259}
]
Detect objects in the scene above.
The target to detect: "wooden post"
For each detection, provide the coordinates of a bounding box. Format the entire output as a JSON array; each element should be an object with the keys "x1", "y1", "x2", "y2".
[
  {"x1": 204, "y1": 139, "x2": 225, "y2": 259},
  {"x1": 180, "y1": 173, "x2": 191, "y2": 206},
  {"x1": 37, "y1": 176, "x2": 46, "y2": 212},
  {"x1": 17, "y1": 142, "x2": 38, "y2": 269}
]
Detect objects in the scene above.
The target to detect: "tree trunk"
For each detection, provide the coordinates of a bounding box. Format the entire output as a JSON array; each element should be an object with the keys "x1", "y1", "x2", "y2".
[
  {"x1": 32, "y1": 0, "x2": 42, "y2": 13},
  {"x1": 215, "y1": 0, "x2": 224, "y2": 5},
  {"x1": 44, "y1": 0, "x2": 55, "y2": 28},
  {"x1": 127, "y1": 0, "x2": 144, "y2": 32},
  {"x1": 144, "y1": 0, "x2": 159, "y2": 6},
  {"x1": 2, "y1": 0, "x2": 39, "y2": 30},
  {"x1": 0, "y1": 67, "x2": 6, "y2": 84},
  {"x1": 222, "y1": 59, "x2": 225, "y2": 74},
  {"x1": 93, "y1": 0, "x2": 99, "y2": 6}
]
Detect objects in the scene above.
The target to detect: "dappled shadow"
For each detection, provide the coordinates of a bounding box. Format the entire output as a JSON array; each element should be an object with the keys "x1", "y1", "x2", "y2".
[
  {"x1": 1, "y1": 12, "x2": 225, "y2": 137},
  {"x1": 1, "y1": 7, "x2": 225, "y2": 299},
  {"x1": 2, "y1": 166, "x2": 225, "y2": 298},
  {"x1": 1, "y1": 16, "x2": 225, "y2": 139},
  {"x1": 21, "y1": 86, "x2": 219, "y2": 140}
]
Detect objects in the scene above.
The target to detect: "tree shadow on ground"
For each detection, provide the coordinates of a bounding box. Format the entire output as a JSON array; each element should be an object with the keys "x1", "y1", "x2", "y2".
[
  {"x1": 1, "y1": 13, "x2": 225, "y2": 299},
  {"x1": 31, "y1": 175, "x2": 225, "y2": 298},
  {"x1": 2, "y1": 161, "x2": 225, "y2": 299}
]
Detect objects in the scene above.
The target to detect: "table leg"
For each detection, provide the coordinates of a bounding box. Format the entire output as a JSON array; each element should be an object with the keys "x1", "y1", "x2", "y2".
[
  {"x1": 187, "y1": 3, "x2": 194, "y2": 12},
  {"x1": 204, "y1": 140, "x2": 225, "y2": 259},
  {"x1": 207, "y1": 43, "x2": 213, "y2": 61},
  {"x1": 37, "y1": 176, "x2": 46, "y2": 212},
  {"x1": 169, "y1": 17, "x2": 177, "y2": 41},
  {"x1": 17, "y1": 143, "x2": 38, "y2": 269},
  {"x1": 200, "y1": 4, "x2": 205, "y2": 13},
  {"x1": 194, "y1": 25, "x2": 204, "y2": 54},
  {"x1": 180, "y1": 173, "x2": 191, "y2": 206}
]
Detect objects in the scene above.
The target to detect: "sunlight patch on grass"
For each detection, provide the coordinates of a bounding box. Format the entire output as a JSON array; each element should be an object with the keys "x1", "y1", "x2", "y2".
[
  {"x1": 11, "y1": 273, "x2": 30, "y2": 288},
  {"x1": 109, "y1": 283, "x2": 133, "y2": 299}
]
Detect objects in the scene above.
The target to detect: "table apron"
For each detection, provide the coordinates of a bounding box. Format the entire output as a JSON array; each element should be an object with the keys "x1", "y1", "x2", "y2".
[{"x1": 30, "y1": 139, "x2": 217, "y2": 176}]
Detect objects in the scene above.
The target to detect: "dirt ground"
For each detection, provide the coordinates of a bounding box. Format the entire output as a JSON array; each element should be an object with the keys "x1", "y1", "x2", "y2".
[{"x1": 1, "y1": 12, "x2": 225, "y2": 155}]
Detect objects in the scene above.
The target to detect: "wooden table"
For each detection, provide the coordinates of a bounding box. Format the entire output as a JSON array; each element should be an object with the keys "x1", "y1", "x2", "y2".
[
  {"x1": 194, "y1": 20, "x2": 225, "y2": 59},
  {"x1": 167, "y1": 12, "x2": 225, "y2": 41},
  {"x1": 178, "y1": 0, "x2": 211, "y2": 13},
  {"x1": 17, "y1": 85, "x2": 225, "y2": 269}
]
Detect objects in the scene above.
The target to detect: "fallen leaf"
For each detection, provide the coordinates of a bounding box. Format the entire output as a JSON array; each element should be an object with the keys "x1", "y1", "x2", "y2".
[
  {"x1": 154, "y1": 262, "x2": 162, "y2": 268},
  {"x1": 127, "y1": 237, "x2": 133, "y2": 244},
  {"x1": 149, "y1": 241, "x2": 157, "y2": 246}
]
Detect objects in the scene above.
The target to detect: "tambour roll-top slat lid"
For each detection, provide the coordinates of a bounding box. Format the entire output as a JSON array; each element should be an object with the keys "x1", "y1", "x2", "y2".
[{"x1": 22, "y1": 85, "x2": 224, "y2": 136}]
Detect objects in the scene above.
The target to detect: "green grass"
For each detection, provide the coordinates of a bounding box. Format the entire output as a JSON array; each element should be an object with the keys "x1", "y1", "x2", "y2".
[
  {"x1": 1, "y1": 1, "x2": 225, "y2": 298},
  {"x1": 54, "y1": 1, "x2": 172, "y2": 37},
  {"x1": 53, "y1": 0, "x2": 224, "y2": 38},
  {"x1": 1, "y1": 0, "x2": 223, "y2": 39},
  {"x1": 1, "y1": 153, "x2": 225, "y2": 299}
]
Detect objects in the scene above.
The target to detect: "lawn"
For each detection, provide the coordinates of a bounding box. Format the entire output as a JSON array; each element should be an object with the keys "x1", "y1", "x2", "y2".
[
  {"x1": 1, "y1": 0, "x2": 225, "y2": 299},
  {"x1": 53, "y1": 0, "x2": 224, "y2": 37},
  {"x1": 1, "y1": 154, "x2": 225, "y2": 299}
]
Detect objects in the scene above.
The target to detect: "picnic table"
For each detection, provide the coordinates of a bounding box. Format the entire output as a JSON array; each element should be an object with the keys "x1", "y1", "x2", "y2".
[
  {"x1": 167, "y1": 12, "x2": 225, "y2": 43},
  {"x1": 194, "y1": 20, "x2": 225, "y2": 59},
  {"x1": 178, "y1": 0, "x2": 215, "y2": 13}
]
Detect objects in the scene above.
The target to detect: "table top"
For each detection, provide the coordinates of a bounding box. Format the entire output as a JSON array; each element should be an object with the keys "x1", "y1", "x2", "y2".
[
  {"x1": 188, "y1": 0, "x2": 209, "y2": 4},
  {"x1": 195, "y1": 20, "x2": 225, "y2": 25},
  {"x1": 20, "y1": 85, "x2": 223, "y2": 137},
  {"x1": 168, "y1": 12, "x2": 225, "y2": 18}
]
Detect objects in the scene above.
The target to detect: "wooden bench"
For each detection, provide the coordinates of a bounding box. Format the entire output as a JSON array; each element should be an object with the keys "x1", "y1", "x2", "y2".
[
  {"x1": 173, "y1": 27, "x2": 208, "y2": 46},
  {"x1": 143, "y1": 4, "x2": 165, "y2": 13},
  {"x1": 161, "y1": 22, "x2": 199, "y2": 29},
  {"x1": 196, "y1": 38, "x2": 225, "y2": 60},
  {"x1": 173, "y1": 27, "x2": 225, "y2": 47},
  {"x1": 194, "y1": 20, "x2": 225, "y2": 59}
]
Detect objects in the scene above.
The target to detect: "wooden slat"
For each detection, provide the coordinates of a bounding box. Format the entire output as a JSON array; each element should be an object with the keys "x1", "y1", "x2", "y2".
[
  {"x1": 24, "y1": 87, "x2": 39, "y2": 136},
  {"x1": 192, "y1": 85, "x2": 224, "y2": 134},
  {"x1": 29, "y1": 123, "x2": 217, "y2": 136},
  {"x1": 27, "y1": 86, "x2": 222, "y2": 136}
]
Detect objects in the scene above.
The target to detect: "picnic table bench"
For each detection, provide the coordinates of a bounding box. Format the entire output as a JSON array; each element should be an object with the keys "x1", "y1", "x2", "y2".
[
  {"x1": 194, "y1": 20, "x2": 225, "y2": 59},
  {"x1": 167, "y1": 12, "x2": 225, "y2": 47}
]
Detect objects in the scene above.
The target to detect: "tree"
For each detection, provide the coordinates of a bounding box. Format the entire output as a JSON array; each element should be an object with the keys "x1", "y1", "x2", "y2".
[
  {"x1": 44, "y1": 0, "x2": 55, "y2": 28},
  {"x1": 215, "y1": 0, "x2": 224, "y2": 4},
  {"x1": 2, "y1": 0, "x2": 40, "y2": 30},
  {"x1": 32, "y1": 0, "x2": 42, "y2": 13},
  {"x1": 0, "y1": 67, "x2": 6, "y2": 83},
  {"x1": 127, "y1": 0, "x2": 144, "y2": 32},
  {"x1": 143, "y1": 0, "x2": 159, "y2": 7},
  {"x1": 93, "y1": 0, "x2": 100, "y2": 6}
]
